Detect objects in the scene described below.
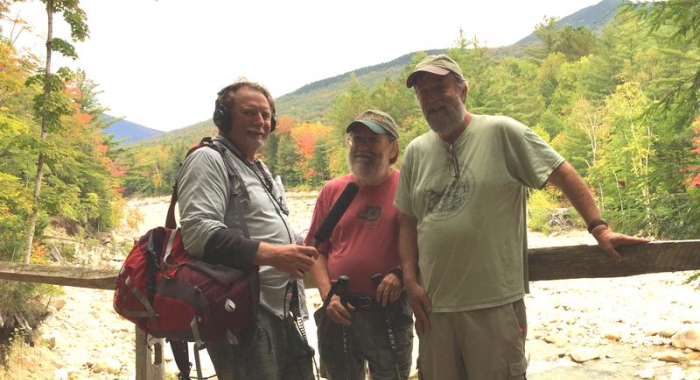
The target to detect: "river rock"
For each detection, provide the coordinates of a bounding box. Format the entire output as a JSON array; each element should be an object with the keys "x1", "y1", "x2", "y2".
[
  {"x1": 544, "y1": 334, "x2": 568, "y2": 347},
  {"x1": 668, "y1": 366, "x2": 686, "y2": 380},
  {"x1": 654, "y1": 349, "x2": 687, "y2": 363},
  {"x1": 671, "y1": 325, "x2": 700, "y2": 350},
  {"x1": 604, "y1": 330, "x2": 622, "y2": 341},
  {"x1": 569, "y1": 347, "x2": 601, "y2": 363},
  {"x1": 661, "y1": 327, "x2": 679, "y2": 338},
  {"x1": 52, "y1": 299, "x2": 67, "y2": 311},
  {"x1": 91, "y1": 358, "x2": 122, "y2": 374},
  {"x1": 634, "y1": 367, "x2": 655, "y2": 379}
]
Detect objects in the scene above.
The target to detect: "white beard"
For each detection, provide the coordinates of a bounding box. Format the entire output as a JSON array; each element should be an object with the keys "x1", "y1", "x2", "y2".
[
  {"x1": 425, "y1": 102, "x2": 466, "y2": 135},
  {"x1": 348, "y1": 157, "x2": 388, "y2": 185}
]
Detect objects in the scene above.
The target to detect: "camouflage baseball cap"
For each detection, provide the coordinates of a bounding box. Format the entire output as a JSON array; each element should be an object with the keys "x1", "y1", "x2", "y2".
[
  {"x1": 346, "y1": 109, "x2": 399, "y2": 139},
  {"x1": 406, "y1": 54, "x2": 466, "y2": 88}
]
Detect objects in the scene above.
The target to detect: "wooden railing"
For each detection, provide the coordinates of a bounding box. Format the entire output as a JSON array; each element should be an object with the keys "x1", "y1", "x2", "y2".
[{"x1": 1, "y1": 240, "x2": 699, "y2": 379}]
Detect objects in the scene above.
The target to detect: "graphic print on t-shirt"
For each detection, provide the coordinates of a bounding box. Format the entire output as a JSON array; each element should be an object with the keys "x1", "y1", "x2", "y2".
[
  {"x1": 424, "y1": 168, "x2": 475, "y2": 221},
  {"x1": 357, "y1": 205, "x2": 381, "y2": 221}
]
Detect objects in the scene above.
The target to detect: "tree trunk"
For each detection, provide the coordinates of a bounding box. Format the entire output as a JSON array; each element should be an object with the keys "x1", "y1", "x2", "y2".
[{"x1": 24, "y1": 0, "x2": 54, "y2": 264}]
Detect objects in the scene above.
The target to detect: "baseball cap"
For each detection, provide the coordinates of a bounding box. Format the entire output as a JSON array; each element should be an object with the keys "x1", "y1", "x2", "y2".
[
  {"x1": 346, "y1": 109, "x2": 399, "y2": 139},
  {"x1": 406, "y1": 54, "x2": 466, "y2": 88}
]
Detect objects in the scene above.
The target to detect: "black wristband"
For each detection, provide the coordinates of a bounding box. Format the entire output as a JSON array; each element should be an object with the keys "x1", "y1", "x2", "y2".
[
  {"x1": 389, "y1": 267, "x2": 403, "y2": 281},
  {"x1": 587, "y1": 219, "x2": 608, "y2": 234}
]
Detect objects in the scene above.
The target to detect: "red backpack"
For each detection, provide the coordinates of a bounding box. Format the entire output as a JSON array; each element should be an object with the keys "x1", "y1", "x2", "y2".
[
  {"x1": 113, "y1": 138, "x2": 259, "y2": 379},
  {"x1": 113, "y1": 226, "x2": 259, "y2": 341}
]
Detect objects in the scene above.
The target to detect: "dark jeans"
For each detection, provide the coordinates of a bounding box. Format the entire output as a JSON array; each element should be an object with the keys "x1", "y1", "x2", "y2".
[
  {"x1": 314, "y1": 295, "x2": 414, "y2": 380},
  {"x1": 207, "y1": 307, "x2": 314, "y2": 380}
]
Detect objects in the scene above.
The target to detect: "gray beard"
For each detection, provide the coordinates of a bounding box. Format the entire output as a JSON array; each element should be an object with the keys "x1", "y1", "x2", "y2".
[
  {"x1": 348, "y1": 158, "x2": 388, "y2": 185},
  {"x1": 426, "y1": 104, "x2": 466, "y2": 134}
]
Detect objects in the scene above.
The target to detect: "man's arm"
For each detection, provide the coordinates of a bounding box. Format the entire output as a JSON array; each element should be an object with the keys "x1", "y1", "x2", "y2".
[
  {"x1": 179, "y1": 148, "x2": 317, "y2": 276},
  {"x1": 310, "y1": 253, "x2": 352, "y2": 325},
  {"x1": 255, "y1": 242, "x2": 317, "y2": 279},
  {"x1": 547, "y1": 161, "x2": 649, "y2": 262},
  {"x1": 399, "y1": 212, "x2": 431, "y2": 336}
]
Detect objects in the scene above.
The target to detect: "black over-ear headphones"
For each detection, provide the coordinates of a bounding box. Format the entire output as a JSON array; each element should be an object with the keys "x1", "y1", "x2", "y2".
[{"x1": 212, "y1": 82, "x2": 277, "y2": 132}]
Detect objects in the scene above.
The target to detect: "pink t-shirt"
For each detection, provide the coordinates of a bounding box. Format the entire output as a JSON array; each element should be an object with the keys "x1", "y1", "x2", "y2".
[{"x1": 305, "y1": 171, "x2": 401, "y2": 295}]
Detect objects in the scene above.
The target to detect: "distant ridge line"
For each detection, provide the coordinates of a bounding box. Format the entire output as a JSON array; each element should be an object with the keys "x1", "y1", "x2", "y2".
[{"x1": 289, "y1": 49, "x2": 445, "y2": 96}]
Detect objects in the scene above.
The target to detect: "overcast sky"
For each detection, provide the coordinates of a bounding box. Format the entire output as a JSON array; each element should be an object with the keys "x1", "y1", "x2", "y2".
[{"x1": 6, "y1": 0, "x2": 603, "y2": 132}]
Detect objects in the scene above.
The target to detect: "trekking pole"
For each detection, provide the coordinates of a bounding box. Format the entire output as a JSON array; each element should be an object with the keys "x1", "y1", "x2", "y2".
[
  {"x1": 336, "y1": 275, "x2": 351, "y2": 380},
  {"x1": 371, "y1": 273, "x2": 403, "y2": 380},
  {"x1": 189, "y1": 318, "x2": 205, "y2": 380}
]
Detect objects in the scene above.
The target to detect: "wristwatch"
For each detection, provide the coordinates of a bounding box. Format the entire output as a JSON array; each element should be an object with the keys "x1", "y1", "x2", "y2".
[{"x1": 587, "y1": 219, "x2": 608, "y2": 234}]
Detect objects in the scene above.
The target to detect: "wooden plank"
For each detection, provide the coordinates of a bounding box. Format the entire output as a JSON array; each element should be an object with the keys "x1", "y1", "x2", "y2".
[
  {"x1": 0, "y1": 262, "x2": 116, "y2": 290},
  {"x1": 529, "y1": 240, "x2": 700, "y2": 281},
  {"x1": 1, "y1": 240, "x2": 698, "y2": 290}
]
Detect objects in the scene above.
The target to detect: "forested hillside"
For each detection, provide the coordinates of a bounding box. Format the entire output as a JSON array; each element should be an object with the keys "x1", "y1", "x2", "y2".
[{"x1": 121, "y1": 0, "x2": 699, "y2": 241}]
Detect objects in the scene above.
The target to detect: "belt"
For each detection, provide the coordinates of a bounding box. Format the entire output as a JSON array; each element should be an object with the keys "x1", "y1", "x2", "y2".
[
  {"x1": 346, "y1": 294, "x2": 378, "y2": 309},
  {"x1": 346, "y1": 292, "x2": 405, "y2": 309}
]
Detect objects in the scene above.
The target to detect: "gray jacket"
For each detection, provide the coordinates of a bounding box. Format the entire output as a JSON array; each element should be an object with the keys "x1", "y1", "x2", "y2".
[{"x1": 177, "y1": 136, "x2": 307, "y2": 319}]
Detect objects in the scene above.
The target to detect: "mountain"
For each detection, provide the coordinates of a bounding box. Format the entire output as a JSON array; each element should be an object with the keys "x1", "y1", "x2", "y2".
[
  {"x1": 131, "y1": 0, "x2": 623, "y2": 148},
  {"x1": 274, "y1": 0, "x2": 624, "y2": 122},
  {"x1": 514, "y1": 0, "x2": 623, "y2": 46},
  {"x1": 99, "y1": 115, "x2": 164, "y2": 145}
]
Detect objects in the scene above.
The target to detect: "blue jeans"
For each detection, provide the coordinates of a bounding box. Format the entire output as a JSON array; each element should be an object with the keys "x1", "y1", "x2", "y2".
[
  {"x1": 207, "y1": 307, "x2": 314, "y2": 380},
  {"x1": 315, "y1": 295, "x2": 414, "y2": 380}
]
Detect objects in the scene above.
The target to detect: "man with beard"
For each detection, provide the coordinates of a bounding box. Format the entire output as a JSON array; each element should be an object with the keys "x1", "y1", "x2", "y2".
[
  {"x1": 306, "y1": 110, "x2": 413, "y2": 380},
  {"x1": 394, "y1": 55, "x2": 648, "y2": 380},
  {"x1": 178, "y1": 79, "x2": 318, "y2": 380}
]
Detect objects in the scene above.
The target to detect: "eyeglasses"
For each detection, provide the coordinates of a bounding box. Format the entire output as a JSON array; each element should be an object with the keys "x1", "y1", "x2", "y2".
[
  {"x1": 448, "y1": 144, "x2": 460, "y2": 179},
  {"x1": 347, "y1": 134, "x2": 384, "y2": 147}
]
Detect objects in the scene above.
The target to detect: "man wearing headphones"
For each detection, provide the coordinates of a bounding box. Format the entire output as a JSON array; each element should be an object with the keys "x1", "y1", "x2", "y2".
[{"x1": 177, "y1": 79, "x2": 318, "y2": 380}]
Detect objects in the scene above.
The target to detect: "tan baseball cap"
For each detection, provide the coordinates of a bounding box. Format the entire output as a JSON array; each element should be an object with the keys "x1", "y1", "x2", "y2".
[
  {"x1": 406, "y1": 54, "x2": 466, "y2": 88},
  {"x1": 346, "y1": 109, "x2": 399, "y2": 139}
]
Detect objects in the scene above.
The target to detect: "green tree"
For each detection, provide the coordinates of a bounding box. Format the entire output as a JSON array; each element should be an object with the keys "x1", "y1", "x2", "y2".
[
  {"x1": 309, "y1": 135, "x2": 330, "y2": 186},
  {"x1": 275, "y1": 132, "x2": 302, "y2": 187},
  {"x1": 24, "y1": 0, "x2": 89, "y2": 263}
]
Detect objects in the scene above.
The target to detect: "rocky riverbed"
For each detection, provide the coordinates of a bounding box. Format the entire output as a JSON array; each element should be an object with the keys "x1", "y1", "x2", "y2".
[{"x1": 2, "y1": 193, "x2": 699, "y2": 380}]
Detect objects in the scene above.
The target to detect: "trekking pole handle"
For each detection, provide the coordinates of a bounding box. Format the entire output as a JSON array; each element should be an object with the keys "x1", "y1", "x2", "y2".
[
  {"x1": 370, "y1": 273, "x2": 383, "y2": 289},
  {"x1": 336, "y1": 275, "x2": 350, "y2": 308}
]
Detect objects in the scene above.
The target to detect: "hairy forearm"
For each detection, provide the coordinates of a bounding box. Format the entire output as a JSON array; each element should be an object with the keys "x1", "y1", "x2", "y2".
[
  {"x1": 547, "y1": 161, "x2": 602, "y2": 225},
  {"x1": 311, "y1": 254, "x2": 332, "y2": 300},
  {"x1": 398, "y1": 213, "x2": 420, "y2": 284}
]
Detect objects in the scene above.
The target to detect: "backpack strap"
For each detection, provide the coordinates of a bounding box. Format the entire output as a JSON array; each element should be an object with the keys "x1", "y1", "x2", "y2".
[
  {"x1": 167, "y1": 137, "x2": 250, "y2": 239},
  {"x1": 210, "y1": 139, "x2": 251, "y2": 239},
  {"x1": 169, "y1": 137, "x2": 253, "y2": 380},
  {"x1": 165, "y1": 137, "x2": 217, "y2": 229}
]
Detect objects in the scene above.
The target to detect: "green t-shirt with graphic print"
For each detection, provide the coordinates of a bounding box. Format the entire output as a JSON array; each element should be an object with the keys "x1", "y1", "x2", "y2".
[{"x1": 394, "y1": 114, "x2": 564, "y2": 312}]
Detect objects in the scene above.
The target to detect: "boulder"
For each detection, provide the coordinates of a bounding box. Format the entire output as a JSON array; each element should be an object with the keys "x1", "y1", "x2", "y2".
[{"x1": 671, "y1": 325, "x2": 700, "y2": 351}]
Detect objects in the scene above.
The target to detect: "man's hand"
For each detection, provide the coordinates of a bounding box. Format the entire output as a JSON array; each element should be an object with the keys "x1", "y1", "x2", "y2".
[
  {"x1": 592, "y1": 226, "x2": 650, "y2": 263},
  {"x1": 376, "y1": 272, "x2": 403, "y2": 307},
  {"x1": 326, "y1": 294, "x2": 354, "y2": 325},
  {"x1": 255, "y1": 243, "x2": 318, "y2": 279},
  {"x1": 405, "y1": 280, "x2": 432, "y2": 337}
]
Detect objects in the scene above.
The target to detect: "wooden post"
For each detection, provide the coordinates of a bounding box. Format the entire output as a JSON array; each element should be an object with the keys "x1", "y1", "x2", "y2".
[{"x1": 135, "y1": 327, "x2": 164, "y2": 380}]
